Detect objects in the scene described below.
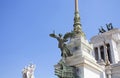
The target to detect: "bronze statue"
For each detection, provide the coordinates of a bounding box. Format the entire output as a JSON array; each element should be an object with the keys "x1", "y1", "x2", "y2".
[
  {"x1": 54, "y1": 59, "x2": 75, "y2": 78},
  {"x1": 99, "y1": 26, "x2": 106, "y2": 33},
  {"x1": 99, "y1": 23, "x2": 114, "y2": 33},
  {"x1": 49, "y1": 31, "x2": 73, "y2": 58},
  {"x1": 106, "y1": 23, "x2": 113, "y2": 31}
]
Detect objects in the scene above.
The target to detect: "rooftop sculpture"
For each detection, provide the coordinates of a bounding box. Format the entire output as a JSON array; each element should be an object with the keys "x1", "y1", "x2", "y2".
[
  {"x1": 99, "y1": 23, "x2": 114, "y2": 33},
  {"x1": 106, "y1": 23, "x2": 114, "y2": 31}
]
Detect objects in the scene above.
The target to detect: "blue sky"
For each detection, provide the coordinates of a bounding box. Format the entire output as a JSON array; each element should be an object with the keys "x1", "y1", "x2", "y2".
[{"x1": 0, "y1": 0, "x2": 120, "y2": 78}]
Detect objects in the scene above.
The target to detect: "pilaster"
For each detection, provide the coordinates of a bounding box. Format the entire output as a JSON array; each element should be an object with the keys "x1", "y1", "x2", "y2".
[{"x1": 109, "y1": 40, "x2": 119, "y2": 63}]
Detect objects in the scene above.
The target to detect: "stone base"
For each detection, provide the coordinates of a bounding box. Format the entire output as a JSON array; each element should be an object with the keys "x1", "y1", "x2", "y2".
[{"x1": 65, "y1": 53, "x2": 106, "y2": 78}]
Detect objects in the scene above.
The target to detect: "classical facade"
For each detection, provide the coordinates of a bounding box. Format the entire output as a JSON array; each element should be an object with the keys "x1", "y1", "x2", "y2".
[
  {"x1": 91, "y1": 28, "x2": 120, "y2": 78},
  {"x1": 50, "y1": 0, "x2": 120, "y2": 78},
  {"x1": 21, "y1": 0, "x2": 120, "y2": 78}
]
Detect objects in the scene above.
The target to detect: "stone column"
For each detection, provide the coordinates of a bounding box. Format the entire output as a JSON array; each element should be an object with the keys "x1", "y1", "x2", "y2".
[
  {"x1": 98, "y1": 46, "x2": 101, "y2": 61},
  {"x1": 75, "y1": 0, "x2": 79, "y2": 12},
  {"x1": 106, "y1": 66, "x2": 111, "y2": 78},
  {"x1": 108, "y1": 75, "x2": 111, "y2": 78},
  {"x1": 109, "y1": 40, "x2": 118, "y2": 64},
  {"x1": 104, "y1": 45, "x2": 108, "y2": 63}
]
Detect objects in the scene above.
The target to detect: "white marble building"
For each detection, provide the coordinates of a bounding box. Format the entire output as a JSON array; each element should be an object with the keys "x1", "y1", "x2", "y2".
[
  {"x1": 91, "y1": 28, "x2": 120, "y2": 78},
  {"x1": 21, "y1": 0, "x2": 120, "y2": 78},
  {"x1": 55, "y1": 27, "x2": 120, "y2": 78},
  {"x1": 54, "y1": 0, "x2": 120, "y2": 78}
]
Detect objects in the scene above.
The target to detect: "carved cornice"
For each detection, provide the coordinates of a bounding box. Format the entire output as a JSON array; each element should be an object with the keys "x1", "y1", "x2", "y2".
[{"x1": 91, "y1": 28, "x2": 120, "y2": 44}]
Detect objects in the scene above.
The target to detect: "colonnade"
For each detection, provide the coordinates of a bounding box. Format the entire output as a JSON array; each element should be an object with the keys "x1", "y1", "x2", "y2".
[{"x1": 94, "y1": 43, "x2": 112, "y2": 63}]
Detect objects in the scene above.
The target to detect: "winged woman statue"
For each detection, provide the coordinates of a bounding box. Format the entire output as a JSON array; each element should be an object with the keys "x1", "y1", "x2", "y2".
[{"x1": 49, "y1": 31, "x2": 74, "y2": 58}]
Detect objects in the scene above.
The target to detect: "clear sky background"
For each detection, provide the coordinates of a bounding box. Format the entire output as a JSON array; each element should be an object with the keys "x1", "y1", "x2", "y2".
[{"x1": 0, "y1": 0, "x2": 120, "y2": 78}]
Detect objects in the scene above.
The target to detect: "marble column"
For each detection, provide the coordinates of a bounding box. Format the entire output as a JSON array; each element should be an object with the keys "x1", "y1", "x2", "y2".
[
  {"x1": 75, "y1": 0, "x2": 79, "y2": 12},
  {"x1": 104, "y1": 45, "x2": 108, "y2": 63},
  {"x1": 98, "y1": 46, "x2": 101, "y2": 61},
  {"x1": 109, "y1": 40, "x2": 118, "y2": 64},
  {"x1": 106, "y1": 66, "x2": 112, "y2": 78}
]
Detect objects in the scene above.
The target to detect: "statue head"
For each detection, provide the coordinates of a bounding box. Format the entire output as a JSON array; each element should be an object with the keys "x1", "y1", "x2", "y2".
[{"x1": 59, "y1": 34, "x2": 62, "y2": 38}]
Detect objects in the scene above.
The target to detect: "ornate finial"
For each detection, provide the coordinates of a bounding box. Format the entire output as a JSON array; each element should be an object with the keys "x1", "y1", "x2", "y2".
[{"x1": 73, "y1": 0, "x2": 85, "y2": 37}]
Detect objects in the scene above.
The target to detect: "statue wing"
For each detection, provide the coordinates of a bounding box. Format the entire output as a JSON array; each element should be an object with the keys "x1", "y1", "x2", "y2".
[
  {"x1": 63, "y1": 33, "x2": 70, "y2": 40},
  {"x1": 63, "y1": 32, "x2": 74, "y2": 40}
]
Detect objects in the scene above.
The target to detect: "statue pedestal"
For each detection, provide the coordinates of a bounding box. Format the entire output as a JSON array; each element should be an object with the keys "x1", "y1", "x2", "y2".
[{"x1": 65, "y1": 36, "x2": 106, "y2": 78}]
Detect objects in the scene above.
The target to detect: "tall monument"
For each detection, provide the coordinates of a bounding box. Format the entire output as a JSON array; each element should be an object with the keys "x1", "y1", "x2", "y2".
[
  {"x1": 50, "y1": 0, "x2": 106, "y2": 78},
  {"x1": 73, "y1": 0, "x2": 85, "y2": 37}
]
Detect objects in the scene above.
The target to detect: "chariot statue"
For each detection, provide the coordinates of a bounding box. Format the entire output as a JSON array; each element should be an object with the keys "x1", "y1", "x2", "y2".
[
  {"x1": 106, "y1": 23, "x2": 114, "y2": 31},
  {"x1": 99, "y1": 26, "x2": 106, "y2": 33}
]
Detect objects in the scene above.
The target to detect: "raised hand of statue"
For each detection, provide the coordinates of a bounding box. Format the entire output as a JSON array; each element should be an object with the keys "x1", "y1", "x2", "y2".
[{"x1": 49, "y1": 31, "x2": 56, "y2": 38}]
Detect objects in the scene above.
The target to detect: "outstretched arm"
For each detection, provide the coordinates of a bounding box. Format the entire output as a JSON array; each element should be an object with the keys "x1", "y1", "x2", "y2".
[{"x1": 49, "y1": 31, "x2": 59, "y2": 39}]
